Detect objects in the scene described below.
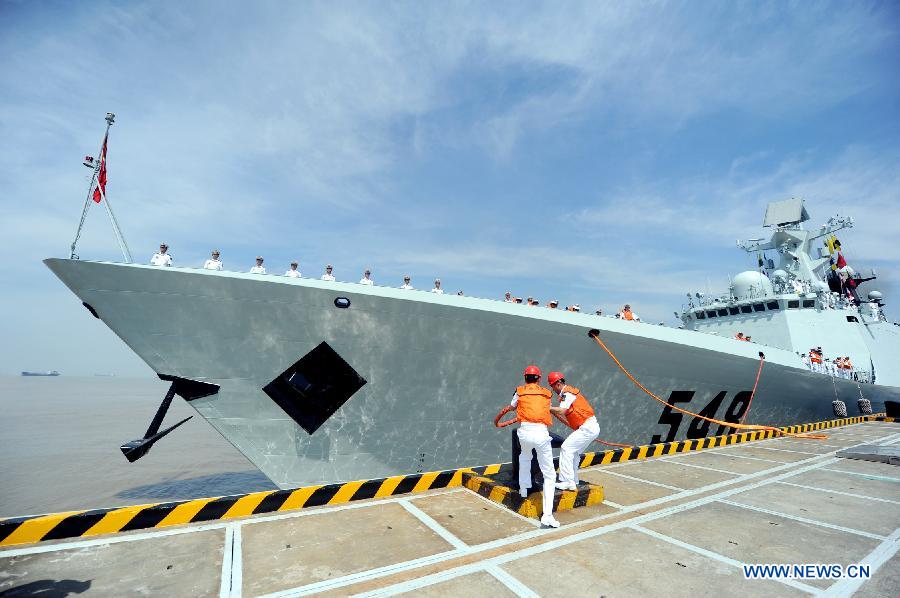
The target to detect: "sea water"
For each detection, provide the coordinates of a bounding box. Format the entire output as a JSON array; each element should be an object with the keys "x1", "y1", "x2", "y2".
[{"x1": 0, "y1": 376, "x2": 276, "y2": 518}]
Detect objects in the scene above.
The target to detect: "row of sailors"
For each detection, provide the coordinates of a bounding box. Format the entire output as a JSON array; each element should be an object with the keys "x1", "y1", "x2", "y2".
[
  {"x1": 801, "y1": 348, "x2": 858, "y2": 379},
  {"x1": 153, "y1": 246, "x2": 644, "y2": 315},
  {"x1": 821, "y1": 291, "x2": 858, "y2": 310},
  {"x1": 500, "y1": 294, "x2": 641, "y2": 320},
  {"x1": 789, "y1": 280, "x2": 858, "y2": 308},
  {"x1": 153, "y1": 246, "x2": 455, "y2": 294}
]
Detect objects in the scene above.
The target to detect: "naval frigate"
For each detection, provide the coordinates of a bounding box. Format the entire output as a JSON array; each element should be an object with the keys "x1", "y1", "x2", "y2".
[{"x1": 45, "y1": 196, "x2": 900, "y2": 488}]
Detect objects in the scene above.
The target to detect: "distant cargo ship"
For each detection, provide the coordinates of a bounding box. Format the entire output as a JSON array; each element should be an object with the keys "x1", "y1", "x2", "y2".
[{"x1": 21, "y1": 371, "x2": 61, "y2": 377}]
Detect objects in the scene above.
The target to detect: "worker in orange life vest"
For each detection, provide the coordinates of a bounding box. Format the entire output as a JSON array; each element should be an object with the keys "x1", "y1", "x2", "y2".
[
  {"x1": 548, "y1": 372, "x2": 600, "y2": 491},
  {"x1": 809, "y1": 347, "x2": 823, "y2": 374},
  {"x1": 509, "y1": 365, "x2": 560, "y2": 528},
  {"x1": 619, "y1": 304, "x2": 640, "y2": 321}
]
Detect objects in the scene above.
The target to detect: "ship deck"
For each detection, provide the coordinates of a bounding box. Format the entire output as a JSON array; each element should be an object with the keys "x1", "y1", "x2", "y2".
[{"x1": 1, "y1": 420, "x2": 898, "y2": 597}]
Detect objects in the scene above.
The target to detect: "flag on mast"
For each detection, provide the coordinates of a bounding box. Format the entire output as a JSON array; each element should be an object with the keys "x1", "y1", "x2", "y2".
[{"x1": 92, "y1": 133, "x2": 108, "y2": 203}]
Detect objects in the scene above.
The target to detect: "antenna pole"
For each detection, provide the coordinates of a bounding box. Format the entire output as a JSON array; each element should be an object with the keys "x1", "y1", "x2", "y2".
[
  {"x1": 98, "y1": 182, "x2": 133, "y2": 263},
  {"x1": 69, "y1": 113, "x2": 132, "y2": 263},
  {"x1": 70, "y1": 117, "x2": 112, "y2": 259}
]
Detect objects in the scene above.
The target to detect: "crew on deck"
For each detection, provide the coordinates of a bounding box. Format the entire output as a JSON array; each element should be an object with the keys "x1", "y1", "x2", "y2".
[
  {"x1": 150, "y1": 243, "x2": 173, "y2": 267},
  {"x1": 203, "y1": 249, "x2": 222, "y2": 271},
  {"x1": 618, "y1": 304, "x2": 639, "y2": 321},
  {"x1": 142, "y1": 244, "x2": 650, "y2": 320},
  {"x1": 250, "y1": 256, "x2": 266, "y2": 274},
  {"x1": 809, "y1": 347, "x2": 823, "y2": 373},
  {"x1": 285, "y1": 261, "x2": 301, "y2": 278}
]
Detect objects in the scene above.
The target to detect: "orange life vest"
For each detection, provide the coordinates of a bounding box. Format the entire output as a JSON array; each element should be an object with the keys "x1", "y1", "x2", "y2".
[
  {"x1": 845, "y1": 358, "x2": 853, "y2": 369},
  {"x1": 621, "y1": 310, "x2": 634, "y2": 320},
  {"x1": 810, "y1": 352, "x2": 822, "y2": 364},
  {"x1": 559, "y1": 385, "x2": 595, "y2": 430},
  {"x1": 515, "y1": 383, "x2": 552, "y2": 426}
]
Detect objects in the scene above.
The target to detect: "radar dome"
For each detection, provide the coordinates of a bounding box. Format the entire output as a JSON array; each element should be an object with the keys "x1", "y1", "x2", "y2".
[
  {"x1": 868, "y1": 290, "x2": 883, "y2": 302},
  {"x1": 731, "y1": 271, "x2": 774, "y2": 300},
  {"x1": 772, "y1": 269, "x2": 788, "y2": 281}
]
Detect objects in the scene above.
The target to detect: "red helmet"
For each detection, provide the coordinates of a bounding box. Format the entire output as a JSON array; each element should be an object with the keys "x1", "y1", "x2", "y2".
[
  {"x1": 523, "y1": 365, "x2": 541, "y2": 378},
  {"x1": 548, "y1": 371, "x2": 565, "y2": 385}
]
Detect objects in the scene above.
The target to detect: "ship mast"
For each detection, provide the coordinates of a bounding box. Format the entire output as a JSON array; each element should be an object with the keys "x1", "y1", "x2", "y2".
[{"x1": 69, "y1": 112, "x2": 132, "y2": 263}]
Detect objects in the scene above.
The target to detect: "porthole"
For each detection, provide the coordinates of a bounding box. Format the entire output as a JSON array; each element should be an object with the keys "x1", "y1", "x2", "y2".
[{"x1": 334, "y1": 297, "x2": 351, "y2": 309}]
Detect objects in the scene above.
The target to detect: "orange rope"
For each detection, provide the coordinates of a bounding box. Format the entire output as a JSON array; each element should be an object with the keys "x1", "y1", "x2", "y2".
[
  {"x1": 588, "y1": 331, "x2": 827, "y2": 440},
  {"x1": 593, "y1": 437, "x2": 634, "y2": 448},
  {"x1": 494, "y1": 405, "x2": 518, "y2": 428},
  {"x1": 553, "y1": 402, "x2": 635, "y2": 447},
  {"x1": 740, "y1": 354, "x2": 766, "y2": 425}
]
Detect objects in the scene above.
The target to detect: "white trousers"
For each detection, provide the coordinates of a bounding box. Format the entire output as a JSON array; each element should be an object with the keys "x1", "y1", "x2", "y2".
[
  {"x1": 558, "y1": 416, "x2": 600, "y2": 486},
  {"x1": 517, "y1": 424, "x2": 555, "y2": 517}
]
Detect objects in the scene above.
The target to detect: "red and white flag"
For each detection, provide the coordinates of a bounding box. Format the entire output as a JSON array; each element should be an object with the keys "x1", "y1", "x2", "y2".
[
  {"x1": 92, "y1": 133, "x2": 108, "y2": 203},
  {"x1": 835, "y1": 252, "x2": 847, "y2": 269}
]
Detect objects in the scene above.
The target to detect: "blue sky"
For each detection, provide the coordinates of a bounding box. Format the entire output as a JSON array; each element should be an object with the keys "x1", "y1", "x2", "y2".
[{"x1": 1, "y1": 1, "x2": 898, "y2": 376}]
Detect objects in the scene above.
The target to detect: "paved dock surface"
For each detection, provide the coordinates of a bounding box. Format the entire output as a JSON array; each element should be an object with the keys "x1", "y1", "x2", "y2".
[{"x1": 1, "y1": 421, "x2": 898, "y2": 597}]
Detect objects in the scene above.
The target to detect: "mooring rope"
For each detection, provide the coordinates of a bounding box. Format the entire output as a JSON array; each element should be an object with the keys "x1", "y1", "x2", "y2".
[{"x1": 588, "y1": 330, "x2": 826, "y2": 440}]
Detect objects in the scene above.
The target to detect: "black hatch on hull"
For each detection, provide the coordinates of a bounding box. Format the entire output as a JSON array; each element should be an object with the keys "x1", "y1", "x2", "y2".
[{"x1": 263, "y1": 341, "x2": 367, "y2": 435}]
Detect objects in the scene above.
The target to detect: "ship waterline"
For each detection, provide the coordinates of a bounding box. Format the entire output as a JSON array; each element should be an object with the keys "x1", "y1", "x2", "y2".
[{"x1": 44, "y1": 258, "x2": 899, "y2": 489}]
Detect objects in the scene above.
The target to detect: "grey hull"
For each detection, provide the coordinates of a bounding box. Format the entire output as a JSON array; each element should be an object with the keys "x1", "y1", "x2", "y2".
[{"x1": 45, "y1": 259, "x2": 900, "y2": 489}]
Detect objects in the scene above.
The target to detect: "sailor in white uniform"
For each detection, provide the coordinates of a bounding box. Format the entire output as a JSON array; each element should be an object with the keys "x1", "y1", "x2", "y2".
[
  {"x1": 150, "y1": 243, "x2": 173, "y2": 267},
  {"x1": 203, "y1": 250, "x2": 223, "y2": 271},
  {"x1": 400, "y1": 276, "x2": 413, "y2": 289},
  {"x1": 359, "y1": 269, "x2": 374, "y2": 285},
  {"x1": 250, "y1": 256, "x2": 267, "y2": 274},
  {"x1": 869, "y1": 301, "x2": 881, "y2": 320},
  {"x1": 321, "y1": 265, "x2": 335, "y2": 281},
  {"x1": 547, "y1": 372, "x2": 599, "y2": 491},
  {"x1": 431, "y1": 279, "x2": 444, "y2": 294},
  {"x1": 285, "y1": 261, "x2": 301, "y2": 278}
]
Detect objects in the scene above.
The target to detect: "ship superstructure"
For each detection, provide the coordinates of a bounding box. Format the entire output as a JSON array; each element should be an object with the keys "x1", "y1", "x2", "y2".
[{"x1": 680, "y1": 198, "x2": 897, "y2": 387}]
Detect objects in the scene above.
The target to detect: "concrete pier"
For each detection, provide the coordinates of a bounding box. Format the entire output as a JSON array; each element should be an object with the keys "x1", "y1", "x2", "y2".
[{"x1": 1, "y1": 420, "x2": 898, "y2": 596}]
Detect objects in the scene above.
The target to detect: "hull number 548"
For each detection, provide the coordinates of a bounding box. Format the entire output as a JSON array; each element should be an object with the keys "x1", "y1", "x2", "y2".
[{"x1": 650, "y1": 390, "x2": 752, "y2": 444}]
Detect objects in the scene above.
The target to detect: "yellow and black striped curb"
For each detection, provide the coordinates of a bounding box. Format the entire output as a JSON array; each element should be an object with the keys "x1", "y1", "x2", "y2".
[
  {"x1": 462, "y1": 472, "x2": 604, "y2": 519},
  {"x1": 0, "y1": 413, "x2": 890, "y2": 548},
  {"x1": 574, "y1": 414, "x2": 884, "y2": 469},
  {"x1": 0, "y1": 463, "x2": 504, "y2": 548}
]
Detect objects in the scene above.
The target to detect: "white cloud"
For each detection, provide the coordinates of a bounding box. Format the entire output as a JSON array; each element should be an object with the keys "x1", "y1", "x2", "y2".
[{"x1": 1, "y1": 2, "x2": 898, "y2": 373}]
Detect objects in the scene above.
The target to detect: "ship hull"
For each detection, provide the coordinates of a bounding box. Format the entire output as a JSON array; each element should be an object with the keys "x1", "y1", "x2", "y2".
[{"x1": 45, "y1": 259, "x2": 900, "y2": 488}]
